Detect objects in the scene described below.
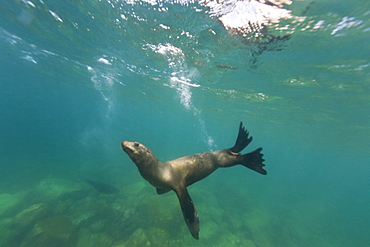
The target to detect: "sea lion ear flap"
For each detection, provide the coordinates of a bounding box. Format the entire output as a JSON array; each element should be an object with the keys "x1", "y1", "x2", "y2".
[{"x1": 174, "y1": 187, "x2": 200, "y2": 239}]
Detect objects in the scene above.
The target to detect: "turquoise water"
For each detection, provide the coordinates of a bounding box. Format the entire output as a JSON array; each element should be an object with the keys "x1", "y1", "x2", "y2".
[{"x1": 0, "y1": 0, "x2": 369, "y2": 246}]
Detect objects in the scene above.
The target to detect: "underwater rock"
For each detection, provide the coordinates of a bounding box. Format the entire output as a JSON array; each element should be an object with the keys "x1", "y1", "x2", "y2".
[
  {"x1": 121, "y1": 181, "x2": 151, "y2": 207},
  {"x1": 135, "y1": 194, "x2": 191, "y2": 239},
  {"x1": 121, "y1": 181, "x2": 147, "y2": 195},
  {"x1": 243, "y1": 208, "x2": 271, "y2": 230},
  {"x1": 243, "y1": 208, "x2": 275, "y2": 246},
  {"x1": 20, "y1": 216, "x2": 76, "y2": 247},
  {"x1": 108, "y1": 204, "x2": 142, "y2": 240},
  {"x1": 76, "y1": 227, "x2": 91, "y2": 247},
  {"x1": 146, "y1": 227, "x2": 170, "y2": 246},
  {"x1": 90, "y1": 232, "x2": 115, "y2": 246},
  {"x1": 76, "y1": 228, "x2": 114, "y2": 247},
  {"x1": 72, "y1": 211, "x2": 98, "y2": 228},
  {"x1": 216, "y1": 231, "x2": 238, "y2": 245},
  {"x1": 36, "y1": 178, "x2": 88, "y2": 201},
  {"x1": 89, "y1": 219, "x2": 107, "y2": 233},
  {"x1": 12, "y1": 203, "x2": 52, "y2": 229},
  {"x1": 244, "y1": 239, "x2": 257, "y2": 247},
  {"x1": 199, "y1": 220, "x2": 220, "y2": 240},
  {"x1": 0, "y1": 192, "x2": 25, "y2": 216},
  {"x1": 217, "y1": 231, "x2": 257, "y2": 247},
  {"x1": 85, "y1": 179, "x2": 120, "y2": 194},
  {"x1": 123, "y1": 228, "x2": 150, "y2": 247},
  {"x1": 3, "y1": 203, "x2": 54, "y2": 245},
  {"x1": 113, "y1": 244, "x2": 126, "y2": 247},
  {"x1": 75, "y1": 228, "x2": 91, "y2": 247},
  {"x1": 140, "y1": 195, "x2": 181, "y2": 227},
  {"x1": 68, "y1": 196, "x2": 101, "y2": 228},
  {"x1": 0, "y1": 218, "x2": 20, "y2": 247},
  {"x1": 68, "y1": 194, "x2": 138, "y2": 241}
]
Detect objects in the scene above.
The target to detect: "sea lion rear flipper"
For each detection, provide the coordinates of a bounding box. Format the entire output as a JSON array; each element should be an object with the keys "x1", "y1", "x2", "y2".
[
  {"x1": 240, "y1": 147, "x2": 267, "y2": 175},
  {"x1": 229, "y1": 122, "x2": 253, "y2": 153},
  {"x1": 174, "y1": 187, "x2": 200, "y2": 239}
]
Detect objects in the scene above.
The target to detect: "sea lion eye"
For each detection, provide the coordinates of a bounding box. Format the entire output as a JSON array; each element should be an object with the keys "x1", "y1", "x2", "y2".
[{"x1": 134, "y1": 143, "x2": 139, "y2": 147}]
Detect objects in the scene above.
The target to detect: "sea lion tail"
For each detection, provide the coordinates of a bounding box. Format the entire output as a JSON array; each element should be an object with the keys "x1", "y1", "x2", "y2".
[
  {"x1": 174, "y1": 187, "x2": 200, "y2": 239},
  {"x1": 239, "y1": 147, "x2": 267, "y2": 175},
  {"x1": 229, "y1": 122, "x2": 253, "y2": 153}
]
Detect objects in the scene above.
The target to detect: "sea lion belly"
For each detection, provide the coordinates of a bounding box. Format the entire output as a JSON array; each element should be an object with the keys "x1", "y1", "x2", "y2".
[{"x1": 167, "y1": 149, "x2": 238, "y2": 187}]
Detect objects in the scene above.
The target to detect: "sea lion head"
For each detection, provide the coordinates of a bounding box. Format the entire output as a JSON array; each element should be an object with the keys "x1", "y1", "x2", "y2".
[{"x1": 121, "y1": 141, "x2": 158, "y2": 168}]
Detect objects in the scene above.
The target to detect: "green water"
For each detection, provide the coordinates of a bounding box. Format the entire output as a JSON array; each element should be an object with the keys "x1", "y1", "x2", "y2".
[{"x1": 0, "y1": 0, "x2": 369, "y2": 246}]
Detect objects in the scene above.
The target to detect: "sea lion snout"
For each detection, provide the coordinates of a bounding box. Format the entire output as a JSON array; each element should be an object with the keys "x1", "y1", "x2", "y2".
[
  {"x1": 121, "y1": 141, "x2": 133, "y2": 153},
  {"x1": 122, "y1": 141, "x2": 143, "y2": 156},
  {"x1": 121, "y1": 141, "x2": 126, "y2": 150}
]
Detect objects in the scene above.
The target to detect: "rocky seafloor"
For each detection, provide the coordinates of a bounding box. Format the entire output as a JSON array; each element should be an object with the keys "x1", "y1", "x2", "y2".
[{"x1": 0, "y1": 176, "x2": 328, "y2": 247}]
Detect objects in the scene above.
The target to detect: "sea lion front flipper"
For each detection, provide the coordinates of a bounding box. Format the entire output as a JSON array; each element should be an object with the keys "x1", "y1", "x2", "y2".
[
  {"x1": 229, "y1": 122, "x2": 253, "y2": 153},
  {"x1": 174, "y1": 187, "x2": 200, "y2": 239}
]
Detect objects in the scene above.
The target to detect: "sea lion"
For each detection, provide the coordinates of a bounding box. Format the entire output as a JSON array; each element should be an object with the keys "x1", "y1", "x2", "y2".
[{"x1": 121, "y1": 122, "x2": 266, "y2": 239}]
